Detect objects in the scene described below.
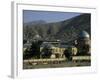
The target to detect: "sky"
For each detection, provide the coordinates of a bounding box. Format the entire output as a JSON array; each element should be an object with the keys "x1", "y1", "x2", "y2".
[{"x1": 23, "y1": 10, "x2": 82, "y2": 23}]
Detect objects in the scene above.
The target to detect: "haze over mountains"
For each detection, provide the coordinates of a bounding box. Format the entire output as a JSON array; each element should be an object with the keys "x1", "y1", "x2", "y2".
[
  {"x1": 23, "y1": 14, "x2": 91, "y2": 42},
  {"x1": 24, "y1": 20, "x2": 47, "y2": 26}
]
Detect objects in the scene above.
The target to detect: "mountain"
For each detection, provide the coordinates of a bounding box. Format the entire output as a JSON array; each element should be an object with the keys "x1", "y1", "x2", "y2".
[
  {"x1": 23, "y1": 14, "x2": 91, "y2": 43},
  {"x1": 24, "y1": 20, "x2": 47, "y2": 26}
]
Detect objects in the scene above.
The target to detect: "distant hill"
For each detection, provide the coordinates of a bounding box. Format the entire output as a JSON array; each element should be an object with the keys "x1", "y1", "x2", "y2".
[
  {"x1": 23, "y1": 14, "x2": 91, "y2": 42},
  {"x1": 24, "y1": 20, "x2": 47, "y2": 26}
]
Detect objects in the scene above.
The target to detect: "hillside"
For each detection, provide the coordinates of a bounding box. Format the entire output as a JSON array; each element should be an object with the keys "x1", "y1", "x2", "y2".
[{"x1": 23, "y1": 13, "x2": 91, "y2": 42}]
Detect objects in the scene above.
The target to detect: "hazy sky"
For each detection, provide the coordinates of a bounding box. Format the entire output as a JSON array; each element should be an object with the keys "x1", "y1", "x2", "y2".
[{"x1": 23, "y1": 10, "x2": 82, "y2": 23}]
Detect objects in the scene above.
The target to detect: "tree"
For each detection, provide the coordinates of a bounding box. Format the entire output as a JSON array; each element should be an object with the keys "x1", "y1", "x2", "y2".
[
  {"x1": 41, "y1": 44, "x2": 53, "y2": 58},
  {"x1": 30, "y1": 40, "x2": 43, "y2": 59},
  {"x1": 64, "y1": 47, "x2": 72, "y2": 61}
]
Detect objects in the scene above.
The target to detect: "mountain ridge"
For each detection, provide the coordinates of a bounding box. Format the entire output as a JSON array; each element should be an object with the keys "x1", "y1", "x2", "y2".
[{"x1": 23, "y1": 13, "x2": 91, "y2": 43}]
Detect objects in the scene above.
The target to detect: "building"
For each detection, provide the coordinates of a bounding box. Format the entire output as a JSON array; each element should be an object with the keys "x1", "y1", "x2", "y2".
[
  {"x1": 77, "y1": 31, "x2": 91, "y2": 55},
  {"x1": 23, "y1": 34, "x2": 79, "y2": 59},
  {"x1": 40, "y1": 41, "x2": 77, "y2": 58}
]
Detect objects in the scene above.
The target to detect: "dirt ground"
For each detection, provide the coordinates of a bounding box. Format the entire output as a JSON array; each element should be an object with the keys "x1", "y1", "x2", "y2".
[{"x1": 23, "y1": 61, "x2": 91, "y2": 69}]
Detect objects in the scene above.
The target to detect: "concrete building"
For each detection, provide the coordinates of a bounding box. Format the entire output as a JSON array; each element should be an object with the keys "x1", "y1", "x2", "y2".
[
  {"x1": 77, "y1": 31, "x2": 91, "y2": 55},
  {"x1": 40, "y1": 41, "x2": 77, "y2": 58}
]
